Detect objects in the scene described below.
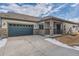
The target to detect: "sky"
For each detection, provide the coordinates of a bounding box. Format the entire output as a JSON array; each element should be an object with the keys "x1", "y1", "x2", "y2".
[{"x1": 0, "y1": 3, "x2": 79, "y2": 22}]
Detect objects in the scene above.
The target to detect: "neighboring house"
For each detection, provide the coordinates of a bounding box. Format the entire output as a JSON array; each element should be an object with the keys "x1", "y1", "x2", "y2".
[{"x1": 0, "y1": 13, "x2": 79, "y2": 37}]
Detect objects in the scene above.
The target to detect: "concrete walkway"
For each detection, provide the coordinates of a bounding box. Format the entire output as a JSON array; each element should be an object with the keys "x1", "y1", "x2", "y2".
[{"x1": 0, "y1": 35, "x2": 79, "y2": 56}]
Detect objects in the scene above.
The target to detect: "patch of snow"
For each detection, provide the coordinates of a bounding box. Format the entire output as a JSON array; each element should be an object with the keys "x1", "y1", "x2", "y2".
[
  {"x1": 45, "y1": 38, "x2": 79, "y2": 51},
  {"x1": 0, "y1": 38, "x2": 7, "y2": 48}
]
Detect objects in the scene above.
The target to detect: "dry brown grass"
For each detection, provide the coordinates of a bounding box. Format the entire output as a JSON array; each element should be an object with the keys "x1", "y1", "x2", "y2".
[{"x1": 56, "y1": 35, "x2": 79, "y2": 46}]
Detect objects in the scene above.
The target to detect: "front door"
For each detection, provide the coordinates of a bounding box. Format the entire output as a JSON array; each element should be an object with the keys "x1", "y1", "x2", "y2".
[{"x1": 54, "y1": 22, "x2": 62, "y2": 34}]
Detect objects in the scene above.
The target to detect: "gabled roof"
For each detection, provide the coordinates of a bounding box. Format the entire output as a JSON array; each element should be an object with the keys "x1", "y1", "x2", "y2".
[{"x1": 0, "y1": 13, "x2": 39, "y2": 22}]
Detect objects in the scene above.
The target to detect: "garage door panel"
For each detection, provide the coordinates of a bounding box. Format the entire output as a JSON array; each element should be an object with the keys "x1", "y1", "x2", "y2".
[{"x1": 8, "y1": 24, "x2": 33, "y2": 36}]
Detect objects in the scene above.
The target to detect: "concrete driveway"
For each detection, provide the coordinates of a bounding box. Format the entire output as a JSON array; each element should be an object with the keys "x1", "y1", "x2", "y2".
[{"x1": 0, "y1": 35, "x2": 79, "y2": 56}]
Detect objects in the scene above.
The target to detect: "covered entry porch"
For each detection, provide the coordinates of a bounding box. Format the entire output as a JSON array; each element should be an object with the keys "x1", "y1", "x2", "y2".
[
  {"x1": 45, "y1": 21, "x2": 63, "y2": 37},
  {"x1": 38, "y1": 20, "x2": 63, "y2": 37}
]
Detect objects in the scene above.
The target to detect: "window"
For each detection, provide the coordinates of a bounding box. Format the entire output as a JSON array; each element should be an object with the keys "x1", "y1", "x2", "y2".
[
  {"x1": 30, "y1": 25, "x2": 32, "y2": 27},
  {"x1": 39, "y1": 24, "x2": 44, "y2": 29},
  {"x1": 9, "y1": 24, "x2": 12, "y2": 26},
  {"x1": 26, "y1": 25, "x2": 27, "y2": 27},
  {"x1": 13, "y1": 24, "x2": 16, "y2": 26},
  {"x1": 29, "y1": 25, "x2": 30, "y2": 27},
  {"x1": 17, "y1": 24, "x2": 19, "y2": 26},
  {"x1": 23, "y1": 25, "x2": 25, "y2": 27}
]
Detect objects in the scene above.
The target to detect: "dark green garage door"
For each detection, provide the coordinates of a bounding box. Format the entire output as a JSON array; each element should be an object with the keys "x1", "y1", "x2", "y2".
[{"x1": 8, "y1": 23, "x2": 33, "y2": 37}]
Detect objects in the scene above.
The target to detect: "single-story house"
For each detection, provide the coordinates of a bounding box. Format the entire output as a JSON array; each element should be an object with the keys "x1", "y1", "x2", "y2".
[
  {"x1": 0, "y1": 13, "x2": 79, "y2": 37},
  {"x1": 38, "y1": 17, "x2": 79, "y2": 35},
  {"x1": 34, "y1": 16, "x2": 79, "y2": 36}
]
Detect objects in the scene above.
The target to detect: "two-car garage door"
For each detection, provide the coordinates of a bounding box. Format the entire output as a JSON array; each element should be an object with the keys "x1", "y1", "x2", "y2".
[{"x1": 8, "y1": 23, "x2": 33, "y2": 37}]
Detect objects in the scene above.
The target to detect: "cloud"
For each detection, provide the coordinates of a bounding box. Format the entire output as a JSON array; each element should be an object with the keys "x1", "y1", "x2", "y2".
[
  {"x1": 21, "y1": 3, "x2": 53, "y2": 17},
  {"x1": 68, "y1": 18, "x2": 79, "y2": 22},
  {"x1": 0, "y1": 3, "x2": 21, "y2": 13},
  {"x1": 0, "y1": 9, "x2": 8, "y2": 13},
  {"x1": 42, "y1": 4, "x2": 67, "y2": 17},
  {"x1": 0, "y1": 3, "x2": 53, "y2": 17},
  {"x1": 66, "y1": 4, "x2": 79, "y2": 19},
  {"x1": 0, "y1": 3, "x2": 68, "y2": 18},
  {"x1": 71, "y1": 3, "x2": 79, "y2": 7}
]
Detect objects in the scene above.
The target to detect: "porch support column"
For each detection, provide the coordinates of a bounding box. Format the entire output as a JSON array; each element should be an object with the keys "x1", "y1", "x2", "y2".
[
  {"x1": 50, "y1": 19, "x2": 54, "y2": 36},
  {"x1": 43, "y1": 22, "x2": 46, "y2": 35}
]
